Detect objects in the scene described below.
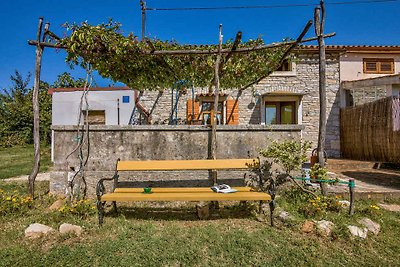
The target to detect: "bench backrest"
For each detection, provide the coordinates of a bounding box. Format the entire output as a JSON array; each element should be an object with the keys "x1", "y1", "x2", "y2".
[{"x1": 117, "y1": 158, "x2": 259, "y2": 171}]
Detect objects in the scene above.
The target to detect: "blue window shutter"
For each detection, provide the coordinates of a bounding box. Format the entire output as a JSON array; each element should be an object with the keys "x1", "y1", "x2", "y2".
[{"x1": 122, "y1": 96, "x2": 130, "y2": 103}]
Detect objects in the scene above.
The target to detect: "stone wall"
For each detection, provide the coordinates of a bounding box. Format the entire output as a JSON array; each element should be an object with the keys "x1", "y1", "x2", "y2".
[
  {"x1": 51, "y1": 125, "x2": 301, "y2": 194},
  {"x1": 348, "y1": 86, "x2": 388, "y2": 106}
]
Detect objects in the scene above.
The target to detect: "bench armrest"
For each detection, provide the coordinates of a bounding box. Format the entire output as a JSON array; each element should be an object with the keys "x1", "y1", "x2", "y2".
[
  {"x1": 96, "y1": 174, "x2": 119, "y2": 199},
  {"x1": 97, "y1": 158, "x2": 121, "y2": 200}
]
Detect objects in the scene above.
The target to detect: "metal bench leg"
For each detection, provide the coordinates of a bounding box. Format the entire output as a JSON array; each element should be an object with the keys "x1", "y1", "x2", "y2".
[
  {"x1": 211, "y1": 201, "x2": 220, "y2": 210},
  {"x1": 97, "y1": 200, "x2": 106, "y2": 226},
  {"x1": 258, "y1": 200, "x2": 263, "y2": 214},
  {"x1": 112, "y1": 201, "x2": 118, "y2": 214},
  {"x1": 269, "y1": 199, "x2": 276, "y2": 227}
]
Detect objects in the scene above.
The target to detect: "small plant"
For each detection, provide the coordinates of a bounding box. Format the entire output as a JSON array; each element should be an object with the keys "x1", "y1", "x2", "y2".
[
  {"x1": 0, "y1": 188, "x2": 33, "y2": 216},
  {"x1": 260, "y1": 140, "x2": 312, "y2": 175},
  {"x1": 360, "y1": 204, "x2": 382, "y2": 216},
  {"x1": 309, "y1": 163, "x2": 328, "y2": 182},
  {"x1": 259, "y1": 140, "x2": 318, "y2": 198},
  {"x1": 58, "y1": 199, "x2": 96, "y2": 218},
  {"x1": 299, "y1": 195, "x2": 342, "y2": 218}
]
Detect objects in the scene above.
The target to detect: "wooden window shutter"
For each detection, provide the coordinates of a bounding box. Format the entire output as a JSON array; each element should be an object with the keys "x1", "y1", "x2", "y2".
[
  {"x1": 226, "y1": 99, "x2": 239, "y2": 125},
  {"x1": 380, "y1": 61, "x2": 394, "y2": 73},
  {"x1": 186, "y1": 99, "x2": 200, "y2": 124},
  {"x1": 364, "y1": 58, "x2": 394, "y2": 74}
]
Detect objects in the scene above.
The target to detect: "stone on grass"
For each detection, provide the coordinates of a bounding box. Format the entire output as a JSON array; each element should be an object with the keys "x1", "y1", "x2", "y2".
[
  {"x1": 196, "y1": 202, "x2": 210, "y2": 220},
  {"x1": 25, "y1": 223, "x2": 56, "y2": 239},
  {"x1": 358, "y1": 218, "x2": 380, "y2": 235},
  {"x1": 338, "y1": 200, "x2": 351, "y2": 208},
  {"x1": 278, "y1": 211, "x2": 291, "y2": 222},
  {"x1": 378, "y1": 203, "x2": 400, "y2": 212},
  {"x1": 255, "y1": 214, "x2": 267, "y2": 223},
  {"x1": 348, "y1": 225, "x2": 368, "y2": 239},
  {"x1": 48, "y1": 199, "x2": 65, "y2": 211},
  {"x1": 315, "y1": 220, "x2": 334, "y2": 236},
  {"x1": 59, "y1": 223, "x2": 83, "y2": 236},
  {"x1": 301, "y1": 220, "x2": 315, "y2": 233}
]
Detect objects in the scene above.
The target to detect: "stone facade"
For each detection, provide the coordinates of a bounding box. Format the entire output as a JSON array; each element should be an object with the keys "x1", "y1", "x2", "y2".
[
  {"x1": 135, "y1": 52, "x2": 341, "y2": 156},
  {"x1": 349, "y1": 86, "x2": 388, "y2": 106}
]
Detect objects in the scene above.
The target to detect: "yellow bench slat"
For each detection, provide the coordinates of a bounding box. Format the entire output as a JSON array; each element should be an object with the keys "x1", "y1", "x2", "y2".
[
  {"x1": 117, "y1": 159, "x2": 259, "y2": 171},
  {"x1": 101, "y1": 191, "x2": 271, "y2": 202},
  {"x1": 114, "y1": 187, "x2": 253, "y2": 193}
]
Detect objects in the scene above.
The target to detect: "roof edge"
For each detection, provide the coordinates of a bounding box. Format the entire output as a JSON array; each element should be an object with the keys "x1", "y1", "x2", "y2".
[{"x1": 48, "y1": 86, "x2": 132, "y2": 95}]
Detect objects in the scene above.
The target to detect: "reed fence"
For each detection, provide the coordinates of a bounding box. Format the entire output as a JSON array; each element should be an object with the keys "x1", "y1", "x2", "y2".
[{"x1": 340, "y1": 96, "x2": 400, "y2": 163}]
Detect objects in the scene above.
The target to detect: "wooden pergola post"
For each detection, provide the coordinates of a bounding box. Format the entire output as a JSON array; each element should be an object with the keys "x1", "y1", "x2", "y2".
[
  {"x1": 315, "y1": 1, "x2": 328, "y2": 195},
  {"x1": 28, "y1": 17, "x2": 47, "y2": 198},
  {"x1": 210, "y1": 24, "x2": 223, "y2": 185},
  {"x1": 140, "y1": 0, "x2": 146, "y2": 41}
]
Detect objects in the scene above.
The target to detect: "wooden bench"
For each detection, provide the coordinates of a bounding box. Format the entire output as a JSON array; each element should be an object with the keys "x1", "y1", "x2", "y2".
[{"x1": 96, "y1": 158, "x2": 274, "y2": 225}]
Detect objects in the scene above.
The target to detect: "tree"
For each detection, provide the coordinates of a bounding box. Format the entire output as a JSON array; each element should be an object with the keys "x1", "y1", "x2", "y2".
[
  {"x1": 52, "y1": 72, "x2": 86, "y2": 88},
  {"x1": 0, "y1": 71, "x2": 33, "y2": 146},
  {"x1": 37, "y1": 81, "x2": 52, "y2": 144},
  {"x1": 0, "y1": 71, "x2": 52, "y2": 147}
]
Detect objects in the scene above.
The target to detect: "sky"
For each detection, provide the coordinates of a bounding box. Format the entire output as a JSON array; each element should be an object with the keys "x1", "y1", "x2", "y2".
[{"x1": 0, "y1": 0, "x2": 399, "y2": 89}]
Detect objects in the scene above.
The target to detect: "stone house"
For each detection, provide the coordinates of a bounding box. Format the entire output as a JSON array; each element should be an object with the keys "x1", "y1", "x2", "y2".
[
  {"x1": 50, "y1": 45, "x2": 400, "y2": 193},
  {"x1": 339, "y1": 45, "x2": 400, "y2": 106},
  {"x1": 132, "y1": 46, "x2": 342, "y2": 157},
  {"x1": 50, "y1": 46, "x2": 343, "y2": 193}
]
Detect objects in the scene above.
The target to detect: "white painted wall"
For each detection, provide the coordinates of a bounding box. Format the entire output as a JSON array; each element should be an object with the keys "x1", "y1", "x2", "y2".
[
  {"x1": 52, "y1": 90, "x2": 135, "y2": 125},
  {"x1": 340, "y1": 53, "x2": 400, "y2": 81}
]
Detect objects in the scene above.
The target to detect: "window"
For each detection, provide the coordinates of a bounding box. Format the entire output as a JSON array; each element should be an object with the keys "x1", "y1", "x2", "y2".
[
  {"x1": 83, "y1": 110, "x2": 106, "y2": 125},
  {"x1": 261, "y1": 93, "x2": 302, "y2": 125},
  {"x1": 363, "y1": 58, "x2": 394, "y2": 74},
  {"x1": 270, "y1": 58, "x2": 296, "y2": 77},
  {"x1": 187, "y1": 96, "x2": 239, "y2": 125},
  {"x1": 265, "y1": 101, "x2": 296, "y2": 125},
  {"x1": 276, "y1": 59, "x2": 292, "y2": 72},
  {"x1": 201, "y1": 101, "x2": 224, "y2": 125}
]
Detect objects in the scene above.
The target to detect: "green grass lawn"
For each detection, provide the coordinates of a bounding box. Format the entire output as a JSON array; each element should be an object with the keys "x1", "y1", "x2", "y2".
[
  {"x1": 0, "y1": 182, "x2": 399, "y2": 266},
  {"x1": 0, "y1": 145, "x2": 51, "y2": 179}
]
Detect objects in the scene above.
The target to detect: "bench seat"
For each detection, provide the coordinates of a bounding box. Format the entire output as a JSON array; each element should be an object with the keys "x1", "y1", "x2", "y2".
[
  {"x1": 96, "y1": 158, "x2": 275, "y2": 225},
  {"x1": 102, "y1": 187, "x2": 271, "y2": 202},
  {"x1": 113, "y1": 186, "x2": 252, "y2": 193}
]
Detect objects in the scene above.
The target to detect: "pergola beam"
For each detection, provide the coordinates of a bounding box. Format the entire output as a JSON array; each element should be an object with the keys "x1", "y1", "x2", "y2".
[{"x1": 28, "y1": 32, "x2": 335, "y2": 55}]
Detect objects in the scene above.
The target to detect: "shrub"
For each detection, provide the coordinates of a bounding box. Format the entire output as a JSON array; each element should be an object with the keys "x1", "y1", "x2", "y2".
[{"x1": 260, "y1": 140, "x2": 312, "y2": 174}]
